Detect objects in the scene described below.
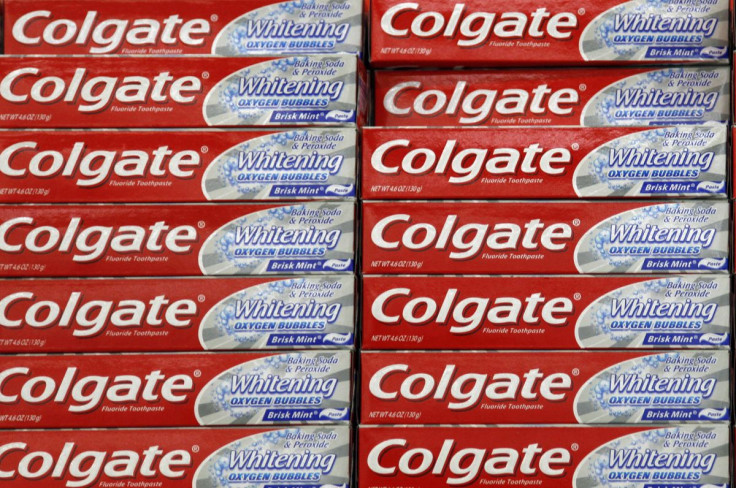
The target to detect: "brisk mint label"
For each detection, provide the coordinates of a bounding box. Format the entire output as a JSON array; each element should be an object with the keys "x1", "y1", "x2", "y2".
[
  {"x1": 581, "y1": 67, "x2": 729, "y2": 125},
  {"x1": 580, "y1": 0, "x2": 729, "y2": 61},
  {"x1": 193, "y1": 426, "x2": 351, "y2": 487},
  {"x1": 574, "y1": 426, "x2": 728, "y2": 488},
  {"x1": 576, "y1": 276, "x2": 729, "y2": 348},
  {"x1": 195, "y1": 351, "x2": 351, "y2": 425},
  {"x1": 212, "y1": 0, "x2": 362, "y2": 56},
  {"x1": 202, "y1": 129, "x2": 356, "y2": 200},
  {"x1": 200, "y1": 276, "x2": 354, "y2": 349},
  {"x1": 575, "y1": 201, "x2": 728, "y2": 273},
  {"x1": 574, "y1": 351, "x2": 729, "y2": 423},
  {"x1": 573, "y1": 126, "x2": 726, "y2": 197},
  {"x1": 203, "y1": 56, "x2": 359, "y2": 126},
  {"x1": 198, "y1": 202, "x2": 354, "y2": 275}
]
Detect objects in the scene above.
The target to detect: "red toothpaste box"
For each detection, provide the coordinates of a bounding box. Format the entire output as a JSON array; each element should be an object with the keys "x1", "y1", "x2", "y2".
[
  {"x1": 359, "y1": 425, "x2": 730, "y2": 488},
  {"x1": 0, "y1": 426, "x2": 351, "y2": 487},
  {"x1": 362, "y1": 126, "x2": 728, "y2": 199},
  {"x1": 0, "y1": 129, "x2": 357, "y2": 202},
  {"x1": 361, "y1": 350, "x2": 730, "y2": 424},
  {"x1": 370, "y1": 0, "x2": 729, "y2": 67},
  {"x1": 0, "y1": 203, "x2": 355, "y2": 277},
  {"x1": 4, "y1": 0, "x2": 362, "y2": 56},
  {"x1": 0, "y1": 55, "x2": 366, "y2": 127},
  {"x1": 362, "y1": 201, "x2": 729, "y2": 275},
  {"x1": 0, "y1": 276, "x2": 355, "y2": 352},
  {"x1": 0, "y1": 351, "x2": 352, "y2": 427},
  {"x1": 373, "y1": 66, "x2": 730, "y2": 126},
  {"x1": 362, "y1": 275, "x2": 730, "y2": 350},
  {"x1": 732, "y1": 127, "x2": 736, "y2": 198}
]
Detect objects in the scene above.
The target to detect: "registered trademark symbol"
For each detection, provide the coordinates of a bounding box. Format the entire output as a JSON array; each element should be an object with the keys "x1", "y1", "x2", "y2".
[
  {"x1": 572, "y1": 219, "x2": 581, "y2": 226},
  {"x1": 210, "y1": 14, "x2": 219, "y2": 22},
  {"x1": 578, "y1": 84, "x2": 587, "y2": 91},
  {"x1": 571, "y1": 443, "x2": 579, "y2": 451},
  {"x1": 198, "y1": 221, "x2": 206, "y2": 229},
  {"x1": 577, "y1": 8, "x2": 585, "y2": 15},
  {"x1": 572, "y1": 368, "x2": 580, "y2": 376},
  {"x1": 201, "y1": 146, "x2": 209, "y2": 154},
  {"x1": 194, "y1": 370, "x2": 202, "y2": 378},
  {"x1": 198, "y1": 294, "x2": 206, "y2": 302},
  {"x1": 202, "y1": 72, "x2": 210, "y2": 79},
  {"x1": 571, "y1": 143, "x2": 579, "y2": 150},
  {"x1": 574, "y1": 293, "x2": 582, "y2": 300},
  {"x1": 192, "y1": 445, "x2": 200, "y2": 453}
]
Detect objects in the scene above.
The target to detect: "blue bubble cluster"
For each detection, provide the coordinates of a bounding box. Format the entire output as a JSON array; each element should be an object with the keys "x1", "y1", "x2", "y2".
[
  {"x1": 210, "y1": 428, "x2": 300, "y2": 487},
  {"x1": 216, "y1": 205, "x2": 300, "y2": 270},
  {"x1": 591, "y1": 128, "x2": 674, "y2": 190},
  {"x1": 589, "y1": 425, "x2": 673, "y2": 485},
  {"x1": 591, "y1": 278, "x2": 676, "y2": 340},
  {"x1": 589, "y1": 353, "x2": 671, "y2": 417},
  {"x1": 594, "y1": 0, "x2": 667, "y2": 55},
  {"x1": 589, "y1": 204, "x2": 675, "y2": 267},
  {"x1": 595, "y1": 68, "x2": 678, "y2": 124},
  {"x1": 226, "y1": 2, "x2": 304, "y2": 51},
  {"x1": 217, "y1": 133, "x2": 305, "y2": 197},
  {"x1": 211, "y1": 355, "x2": 299, "y2": 420},
  {"x1": 219, "y1": 58, "x2": 306, "y2": 122}
]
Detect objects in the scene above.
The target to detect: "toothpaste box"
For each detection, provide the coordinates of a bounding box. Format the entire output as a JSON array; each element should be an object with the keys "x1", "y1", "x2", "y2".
[
  {"x1": 0, "y1": 129, "x2": 357, "y2": 202},
  {"x1": 361, "y1": 350, "x2": 730, "y2": 424},
  {"x1": 374, "y1": 66, "x2": 730, "y2": 126},
  {"x1": 0, "y1": 426, "x2": 351, "y2": 488},
  {"x1": 370, "y1": 0, "x2": 730, "y2": 67},
  {"x1": 4, "y1": 0, "x2": 362, "y2": 56},
  {"x1": 359, "y1": 424, "x2": 729, "y2": 488},
  {"x1": 362, "y1": 201, "x2": 729, "y2": 274},
  {"x1": 0, "y1": 55, "x2": 366, "y2": 127},
  {"x1": 362, "y1": 275, "x2": 730, "y2": 350},
  {"x1": 0, "y1": 202, "x2": 355, "y2": 276},
  {"x1": 362, "y1": 126, "x2": 727, "y2": 199},
  {"x1": 0, "y1": 276, "x2": 355, "y2": 352},
  {"x1": 0, "y1": 351, "x2": 352, "y2": 427}
]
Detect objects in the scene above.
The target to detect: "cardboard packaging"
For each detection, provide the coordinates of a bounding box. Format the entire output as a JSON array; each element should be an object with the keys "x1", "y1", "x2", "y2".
[
  {"x1": 0, "y1": 202, "x2": 355, "y2": 277},
  {"x1": 0, "y1": 351, "x2": 352, "y2": 427},
  {"x1": 370, "y1": 0, "x2": 729, "y2": 67},
  {"x1": 362, "y1": 126, "x2": 727, "y2": 199},
  {"x1": 0, "y1": 55, "x2": 366, "y2": 127},
  {"x1": 0, "y1": 426, "x2": 351, "y2": 487},
  {"x1": 374, "y1": 66, "x2": 730, "y2": 126},
  {"x1": 359, "y1": 424, "x2": 730, "y2": 488},
  {"x1": 0, "y1": 276, "x2": 355, "y2": 352},
  {"x1": 0, "y1": 129, "x2": 357, "y2": 202},
  {"x1": 4, "y1": 0, "x2": 362, "y2": 55},
  {"x1": 362, "y1": 275, "x2": 730, "y2": 349},
  {"x1": 361, "y1": 350, "x2": 730, "y2": 424},
  {"x1": 362, "y1": 200, "x2": 729, "y2": 274}
]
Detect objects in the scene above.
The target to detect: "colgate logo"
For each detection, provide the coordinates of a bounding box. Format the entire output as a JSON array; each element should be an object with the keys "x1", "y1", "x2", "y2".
[
  {"x1": 0, "y1": 68, "x2": 202, "y2": 112},
  {"x1": 384, "y1": 81, "x2": 580, "y2": 124},
  {"x1": 371, "y1": 214, "x2": 573, "y2": 259},
  {"x1": 0, "y1": 217, "x2": 198, "y2": 263},
  {"x1": 0, "y1": 141, "x2": 202, "y2": 187},
  {"x1": 0, "y1": 442, "x2": 191, "y2": 487},
  {"x1": 369, "y1": 364, "x2": 573, "y2": 410},
  {"x1": 12, "y1": 10, "x2": 211, "y2": 54},
  {"x1": 0, "y1": 291, "x2": 198, "y2": 337},
  {"x1": 0, "y1": 367, "x2": 194, "y2": 413},
  {"x1": 372, "y1": 288, "x2": 574, "y2": 334},
  {"x1": 372, "y1": 139, "x2": 572, "y2": 183},
  {"x1": 368, "y1": 438, "x2": 571, "y2": 485},
  {"x1": 381, "y1": 4, "x2": 578, "y2": 47}
]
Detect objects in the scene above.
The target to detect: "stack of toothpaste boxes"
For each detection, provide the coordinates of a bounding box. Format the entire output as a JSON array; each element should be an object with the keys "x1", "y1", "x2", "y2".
[
  {"x1": 0, "y1": 0, "x2": 364, "y2": 486},
  {"x1": 360, "y1": 0, "x2": 733, "y2": 487}
]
